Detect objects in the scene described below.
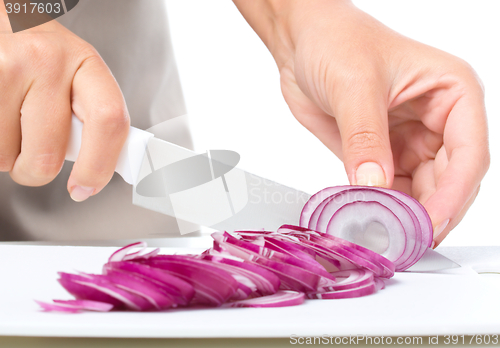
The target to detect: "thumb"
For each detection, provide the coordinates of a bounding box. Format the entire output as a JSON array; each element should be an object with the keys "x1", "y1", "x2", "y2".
[{"x1": 334, "y1": 90, "x2": 394, "y2": 188}]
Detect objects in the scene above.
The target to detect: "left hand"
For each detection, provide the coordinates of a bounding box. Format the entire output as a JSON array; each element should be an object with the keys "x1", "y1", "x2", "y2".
[{"x1": 234, "y1": 0, "x2": 490, "y2": 246}]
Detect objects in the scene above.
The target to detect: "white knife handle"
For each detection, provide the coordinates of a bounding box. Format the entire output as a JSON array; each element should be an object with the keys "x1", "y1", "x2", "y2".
[{"x1": 65, "y1": 114, "x2": 154, "y2": 186}]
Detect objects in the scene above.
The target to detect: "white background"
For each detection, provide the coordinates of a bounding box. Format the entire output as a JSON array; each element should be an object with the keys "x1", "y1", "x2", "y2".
[{"x1": 165, "y1": 0, "x2": 500, "y2": 247}]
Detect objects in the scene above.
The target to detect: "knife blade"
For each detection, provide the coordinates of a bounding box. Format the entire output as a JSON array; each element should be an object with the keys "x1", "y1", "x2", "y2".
[
  {"x1": 405, "y1": 248, "x2": 461, "y2": 272},
  {"x1": 66, "y1": 115, "x2": 310, "y2": 235}
]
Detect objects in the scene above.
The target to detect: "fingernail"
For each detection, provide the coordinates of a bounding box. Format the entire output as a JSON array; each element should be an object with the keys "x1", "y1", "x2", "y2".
[
  {"x1": 355, "y1": 162, "x2": 386, "y2": 186},
  {"x1": 70, "y1": 186, "x2": 95, "y2": 202},
  {"x1": 431, "y1": 241, "x2": 436, "y2": 249},
  {"x1": 434, "y1": 219, "x2": 450, "y2": 239}
]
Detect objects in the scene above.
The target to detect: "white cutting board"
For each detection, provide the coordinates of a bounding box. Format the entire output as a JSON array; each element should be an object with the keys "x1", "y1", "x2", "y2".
[{"x1": 0, "y1": 244, "x2": 499, "y2": 338}]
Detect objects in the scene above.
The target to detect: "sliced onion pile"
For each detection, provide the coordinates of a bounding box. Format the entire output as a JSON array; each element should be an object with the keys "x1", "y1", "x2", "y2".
[
  {"x1": 38, "y1": 186, "x2": 433, "y2": 312},
  {"x1": 300, "y1": 186, "x2": 433, "y2": 271},
  {"x1": 37, "y1": 228, "x2": 392, "y2": 312}
]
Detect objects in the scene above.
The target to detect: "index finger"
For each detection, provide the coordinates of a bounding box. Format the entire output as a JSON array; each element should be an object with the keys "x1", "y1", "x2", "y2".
[{"x1": 67, "y1": 52, "x2": 130, "y2": 202}]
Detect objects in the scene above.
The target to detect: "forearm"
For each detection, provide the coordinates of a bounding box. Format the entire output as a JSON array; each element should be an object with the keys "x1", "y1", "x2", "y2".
[{"x1": 232, "y1": 0, "x2": 352, "y2": 68}]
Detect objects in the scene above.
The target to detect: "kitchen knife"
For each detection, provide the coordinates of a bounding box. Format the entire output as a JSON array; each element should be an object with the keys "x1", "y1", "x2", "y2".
[
  {"x1": 65, "y1": 115, "x2": 310, "y2": 235},
  {"x1": 65, "y1": 115, "x2": 459, "y2": 271},
  {"x1": 405, "y1": 248, "x2": 461, "y2": 272}
]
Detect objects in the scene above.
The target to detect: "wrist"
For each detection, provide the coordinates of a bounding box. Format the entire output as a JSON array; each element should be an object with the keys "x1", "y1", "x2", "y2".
[{"x1": 233, "y1": 0, "x2": 352, "y2": 69}]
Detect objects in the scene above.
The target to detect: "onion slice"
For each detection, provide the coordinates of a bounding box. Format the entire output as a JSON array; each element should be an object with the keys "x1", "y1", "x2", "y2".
[
  {"x1": 103, "y1": 261, "x2": 195, "y2": 306},
  {"x1": 35, "y1": 299, "x2": 114, "y2": 313},
  {"x1": 198, "y1": 254, "x2": 280, "y2": 296},
  {"x1": 224, "y1": 290, "x2": 305, "y2": 308},
  {"x1": 58, "y1": 272, "x2": 152, "y2": 311},
  {"x1": 307, "y1": 282, "x2": 376, "y2": 300},
  {"x1": 139, "y1": 255, "x2": 239, "y2": 306}
]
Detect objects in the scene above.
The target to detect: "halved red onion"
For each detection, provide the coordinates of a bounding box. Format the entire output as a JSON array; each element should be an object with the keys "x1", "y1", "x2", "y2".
[
  {"x1": 317, "y1": 189, "x2": 422, "y2": 269},
  {"x1": 299, "y1": 186, "x2": 432, "y2": 271},
  {"x1": 369, "y1": 187, "x2": 432, "y2": 268},
  {"x1": 371, "y1": 187, "x2": 432, "y2": 246},
  {"x1": 300, "y1": 187, "x2": 346, "y2": 227}
]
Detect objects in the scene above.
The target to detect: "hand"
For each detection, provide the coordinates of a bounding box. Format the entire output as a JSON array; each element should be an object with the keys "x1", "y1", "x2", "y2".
[
  {"x1": 0, "y1": 2, "x2": 129, "y2": 202},
  {"x1": 234, "y1": 0, "x2": 490, "y2": 246}
]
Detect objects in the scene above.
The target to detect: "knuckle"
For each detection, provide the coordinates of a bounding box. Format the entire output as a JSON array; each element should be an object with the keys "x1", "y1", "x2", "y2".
[
  {"x1": 80, "y1": 45, "x2": 101, "y2": 59},
  {"x1": 89, "y1": 103, "x2": 130, "y2": 135},
  {"x1": 0, "y1": 36, "x2": 67, "y2": 82},
  {"x1": 455, "y1": 58, "x2": 476, "y2": 76},
  {"x1": 345, "y1": 129, "x2": 386, "y2": 156},
  {"x1": 459, "y1": 64, "x2": 483, "y2": 88},
  {"x1": 26, "y1": 39, "x2": 62, "y2": 69},
  {"x1": 446, "y1": 58, "x2": 484, "y2": 94},
  {"x1": 28, "y1": 153, "x2": 64, "y2": 183},
  {"x1": 0, "y1": 51, "x2": 23, "y2": 81}
]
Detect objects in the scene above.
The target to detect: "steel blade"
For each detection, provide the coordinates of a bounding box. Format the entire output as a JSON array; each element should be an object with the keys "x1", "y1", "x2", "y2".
[
  {"x1": 132, "y1": 137, "x2": 310, "y2": 234},
  {"x1": 405, "y1": 248, "x2": 461, "y2": 272}
]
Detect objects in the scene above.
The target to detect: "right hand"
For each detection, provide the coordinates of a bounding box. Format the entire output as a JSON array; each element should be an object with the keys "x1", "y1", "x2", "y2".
[{"x1": 0, "y1": 1, "x2": 130, "y2": 202}]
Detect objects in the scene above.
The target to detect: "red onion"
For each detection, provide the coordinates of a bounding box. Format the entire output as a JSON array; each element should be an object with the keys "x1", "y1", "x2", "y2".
[
  {"x1": 300, "y1": 186, "x2": 432, "y2": 271},
  {"x1": 40, "y1": 229, "x2": 392, "y2": 312},
  {"x1": 39, "y1": 185, "x2": 436, "y2": 312}
]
